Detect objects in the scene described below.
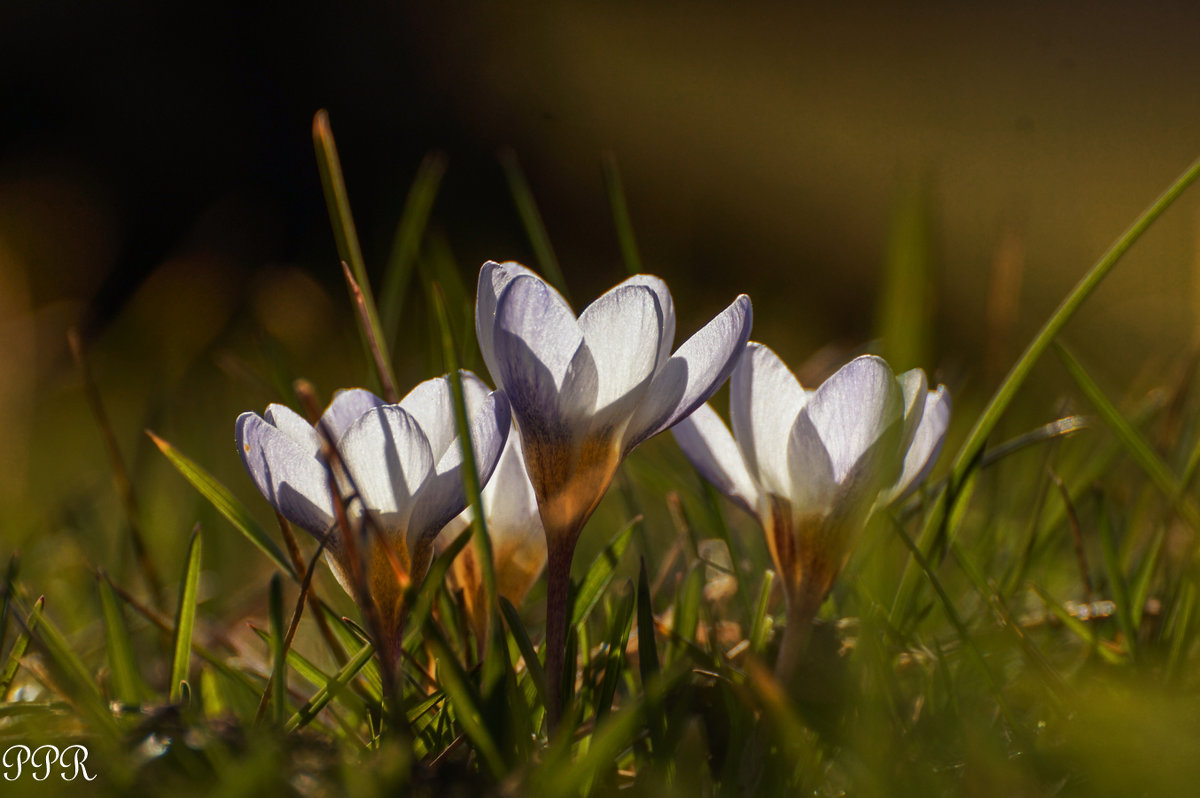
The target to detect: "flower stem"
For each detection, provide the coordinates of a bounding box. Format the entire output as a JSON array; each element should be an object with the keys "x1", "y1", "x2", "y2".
[
  {"x1": 543, "y1": 537, "x2": 574, "y2": 732},
  {"x1": 773, "y1": 593, "x2": 818, "y2": 683}
]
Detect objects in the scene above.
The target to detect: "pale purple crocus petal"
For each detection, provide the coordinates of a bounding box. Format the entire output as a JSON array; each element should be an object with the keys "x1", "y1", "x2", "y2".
[
  {"x1": 476, "y1": 260, "x2": 541, "y2": 382},
  {"x1": 785, "y1": 410, "x2": 839, "y2": 514},
  {"x1": 264, "y1": 404, "x2": 321, "y2": 458},
  {"x1": 894, "y1": 369, "x2": 929, "y2": 455},
  {"x1": 625, "y1": 294, "x2": 753, "y2": 449},
  {"x1": 236, "y1": 411, "x2": 335, "y2": 536},
  {"x1": 482, "y1": 429, "x2": 544, "y2": 542},
  {"x1": 323, "y1": 389, "x2": 386, "y2": 443},
  {"x1": 577, "y1": 283, "x2": 662, "y2": 417},
  {"x1": 337, "y1": 406, "x2": 434, "y2": 529},
  {"x1": 493, "y1": 274, "x2": 595, "y2": 429},
  {"x1": 672, "y1": 403, "x2": 760, "y2": 516},
  {"x1": 729, "y1": 342, "x2": 809, "y2": 497},
  {"x1": 884, "y1": 385, "x2": 951, "y2": 503},
  {"x1": 615, "y1": 274, "x2": 676, "y2": 370},
  {"x1": 407, "y1": 390, "x2": 512, "y2": 548},
  {"x1": 398, "y1": 372, "x2": 491, "y2": 464},
  {"x1": 801, "y1": 355, "x2": 904, "y2": 484}
]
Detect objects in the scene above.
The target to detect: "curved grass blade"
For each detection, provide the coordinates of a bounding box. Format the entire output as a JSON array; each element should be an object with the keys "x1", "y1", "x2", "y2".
[
  {"x1": 748, "y1": 570, "x2": 776, "y2": 657},
  {"x1": 499, "y1": 148, "x2": 571, "y2": 301},
  {"x1": 267, "y1": 573, "x2": 288, "y2": 725},
  {"x1": 667, "y1": 561, "x2": 704, "y2": 667},
  {"x1": 572, "y1": 518, "x2": 639, "y2": 628},
  {"x1": 594, "y1": 581, "x2": 635, "y2": 724},
  {"x1": 1057, "y1": 342, "x2": 1200, "y2": 531},
  {"x1": 602, "y1": 151, "x2": 643, "y2": 276},
  {"x1": 425, "y1": 626, "x2": 506, "y2": 780},
  {"x1": 499, "y1": 596, "x2": 547, "y2": 707},
  {"x1": 170, "y1": 526, "x2": 203, "y2": 704},
  {"x1": 97, "y1": 572, "x2": 147, "y2": 705},
  {"x1": 147, "y1": 431, "x2": 294, "y2": 578},
  {"x1": 381, "y1": 152, "x2": 446, "y2": 347},
  {"x1": 1097, "y1": 498, "x2": 1136, "y2": 659},
  {"x1": 0, "y1": 596, "x2": 41, "y2": 700},
  {"x1": 312, "y1": 109, "x2": 398, "y2": 397},
  {"x1": 286, "y1": 638, "x2": 376, "y2": 732}
]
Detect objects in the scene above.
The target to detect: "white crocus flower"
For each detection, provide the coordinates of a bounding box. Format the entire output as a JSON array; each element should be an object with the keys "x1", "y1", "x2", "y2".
[
  {"x1": 436, "y1": 429, "x2": 547, "y2": 647},
  {"x1": 235, "y1": 373, "x2": 511, "y2": 655},
  {"x1": 672, "y1": 343, "x2": 949, "y2": 675},
  {"x1": 475, "y1": 260, "x2": 752, "y2": 723}
]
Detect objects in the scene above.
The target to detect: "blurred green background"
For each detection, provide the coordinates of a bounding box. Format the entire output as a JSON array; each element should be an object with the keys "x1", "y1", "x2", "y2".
[{"x1": 3, "y1": 1, "x2": 1199, "y2": 613}]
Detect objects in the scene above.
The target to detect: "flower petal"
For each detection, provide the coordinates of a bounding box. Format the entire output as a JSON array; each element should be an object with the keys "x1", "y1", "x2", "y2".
[
  {"x1": 625, "y1": 293, "x2": 753, "y2": 449},
  {"x1": 895, "y1": 368, "x2": 929, "y2": 454},
  {"x1": 729, "y1": 342, "x2": 808, "y2": 497},
  {"x1": 236, "y1": 412, "x2": 335, "y2": 536},
  {"x1": 407, "y1": 390, "x2": 512, "y2": 548},
  {"x1": 475, "y1": 260, "x2": 542, "y2": 383},
  {"x1": 784, "y1": 410, "x2": 838, "y2": 514},
  {"x1": 578, "y1": 283, "x2": 662, "y2": 415},
  {"x1": 885, "y1": 385, "x2": 951, "y2": 502},
  {"x1": 263, "y1": 404, "x2": 321, "y2": 457},
  {"x1": 337, "y1": 406, "x2": 434, "y2": 525},
  {"x1": 615, "y1": 274, "x2": 675, "y2": 369},
  {"x1": 322, "y1": 389, "x2": 385, "y2": 444},
  {"x1": 801, "y1": 355, "x2": 904, "y2": 484},
  {"x1": 672, "y1": 402, "x2": 760, "y2": 516},
  {"x1": 493, "y1": 273, "x2": 597, "y2": 436}
]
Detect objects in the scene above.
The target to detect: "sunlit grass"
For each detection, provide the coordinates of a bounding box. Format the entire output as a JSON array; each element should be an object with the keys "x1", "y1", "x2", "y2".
[{"x1": 2, "y1": 113, "x2": 1200, "y2": 796}]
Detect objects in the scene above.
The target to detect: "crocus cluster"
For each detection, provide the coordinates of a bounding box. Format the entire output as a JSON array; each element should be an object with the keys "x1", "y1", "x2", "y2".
[
  {"x1": 673, "y1": 343, "x2": 950, "y2": 675},
  {"x1": 236, "y1": 373, "x2": 510, "y2": 656},
  {"x1": 235, "y1": 260, "x2": 949, "y2": 710}
]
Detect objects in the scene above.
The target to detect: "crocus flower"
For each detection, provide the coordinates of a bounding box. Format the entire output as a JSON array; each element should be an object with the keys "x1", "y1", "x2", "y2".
[
  {"x1": 436, "y1": 429, "x2": 547, "y2": 647},
  {"x1": 672, "y1": 343, "x2": 949, "y2": 675},
  {"x1": 475, "y1": 260, "x2": 752, "y2": 723},
  {"x1": 235, "y1": 373, "x2": 511, "y2": 655}
]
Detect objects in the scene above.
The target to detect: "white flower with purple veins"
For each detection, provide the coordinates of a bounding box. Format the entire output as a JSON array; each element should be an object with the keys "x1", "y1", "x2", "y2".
[
  {"x1": 672, "y1": 343, "x2": 949, "y2": 673},
  {"x1": 475, "y1": 260, "x2": 752, "y2": 722},
  {"x1": 235, "y1": 373, "x2": 511, "y2": 652}
]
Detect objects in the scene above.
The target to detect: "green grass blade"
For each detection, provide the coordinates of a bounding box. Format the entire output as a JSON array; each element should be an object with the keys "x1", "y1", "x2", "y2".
[
  {"x1": 636, "y1": 557, "x2": 665, "y2": 756},
  {"x1": 499, "y1": 595, "x2": 547, "y2": 707},
  {"x1": 97, "y1": 572, "x2": 147, "y2": 705},
  {"x1": 499, "y1": 148, "x2": 571, "y2": 301},
  {"x1": 748, "y1": 570, "x2": 776, "y2": 657},
  {"x1": 571, "y1": 518, "x2": 638, "y2": 628},
  {"x1": 1097, "y1": 499, "x2": 1136, "y2": 659},
  {"x1": 148, "y1": 431, "x2": 294, "y2": 577},
  {"x1": 668, "y1": 561, "x2": 704, "y2": 666},
  {"x1": 170, "y1": 526, "x2": 203, "y2": 703},
  {"x1": 426, "y1": 626, "x2": 507, "y2": 780},
  {"x1": 949, "y1": 157, "x2": 1200, "y2": 490},
  {"x1": 1057, "y1": 342, "x2": 1200, "y2": 531},
  {"x1": 594, "y1": 581, "x2": 635, "y2": 724},
  {"x1": 876, "y1": 176, "x2": 936, "y2": 373},
  {"x1": 1131, "y1": 525, "x2": 1166, "y2": 628},
  {"x1": 0, "y1": 551, "x2": 19, "y2": 662},
  {"x1": 381, "y1": 152, "x2": 447, "y2": 347},
  {"x1": 0, "y1": 596, "x2": 41, "y2": 700},
  {"x1": 268, "y1": 573, "x2": 287, "y2": 725},
  {"x1": 286, "y1": 638, "x2": 376, "y2": 732},
  {"x1": 402, "y1": 525, "x2": 473, "y2": 651},
  {"x1": 312, "y1": 109, "x2": 398, "y2": 395},
  {"x1": 602, "y1": 151, "x2": 643, "y2": 275}
]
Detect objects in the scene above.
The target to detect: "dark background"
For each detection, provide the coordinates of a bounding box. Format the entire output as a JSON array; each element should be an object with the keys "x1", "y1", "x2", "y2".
[{"x1": 4, "y1": 1, "x2": 1200, "y2": 590}]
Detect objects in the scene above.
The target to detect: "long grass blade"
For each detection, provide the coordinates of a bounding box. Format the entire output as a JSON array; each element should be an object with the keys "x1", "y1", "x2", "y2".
[
  {"x1": 148, "y1": 431, "x2": 295, "y2": 577},
  {"x1": 594, "y1": 581, "x2": 635, "y2": 724},
  {"x1": 170, "y1": 526, "x2": 203, "y2": 703},
  {"x1": 0, "y1": 596, "x2": 41, "y2": 700},
  {"x1": 286, "y1": 639, "x2": 376, "y2": 732},
  {"x1": 499, "y1": 596, "x2": 547, "y2": 707},
  {"x1": 602, "y1": 152, "x2": 643, "y2": 275},
  {"x1": 1057, "y1": 342, "x2": 1200, "y2": 531},
  {"x1": 312, "y1": 109, "x2": 399, "y2": 395},
  {"x1": 381, "y1": 152, "x2": 447, "y2": 346},
  {"x1": 499, "y1": 148, "x2": 571, "y2": 301},
  {"x1": 572, "y1": 518, "x2": 639, "y2": 628},
  {"x1": 97, "y1": 571, "x2": 147, "y2": 705}
]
